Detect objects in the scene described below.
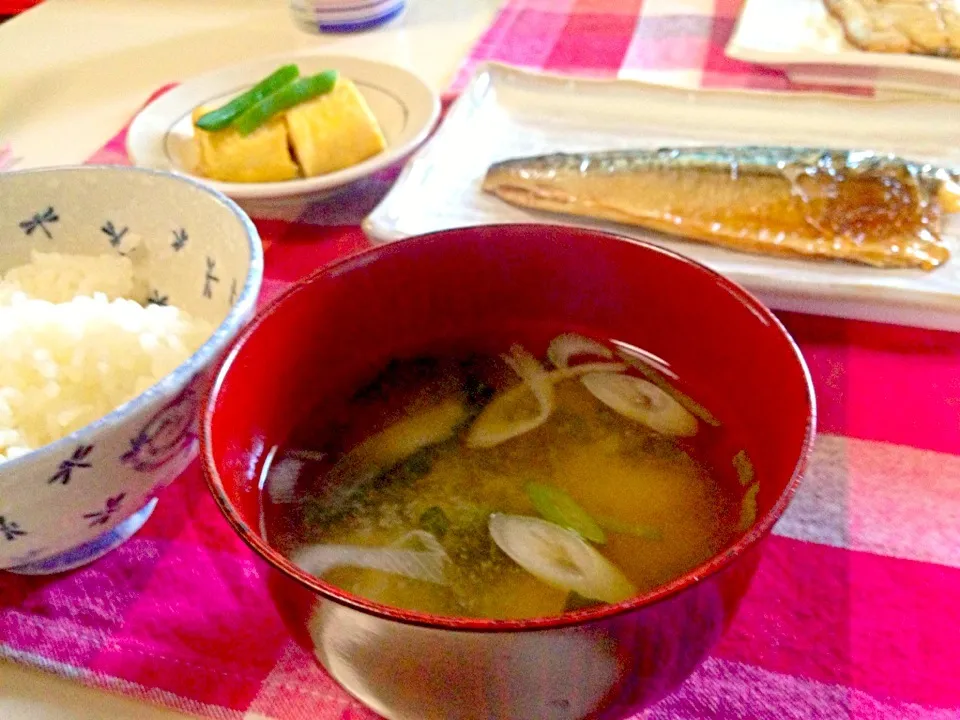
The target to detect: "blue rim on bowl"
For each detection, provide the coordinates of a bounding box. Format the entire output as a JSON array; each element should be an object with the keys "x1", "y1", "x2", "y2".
[{"x1": 290, "y1": 0, "x2": 406, "y2": 32}]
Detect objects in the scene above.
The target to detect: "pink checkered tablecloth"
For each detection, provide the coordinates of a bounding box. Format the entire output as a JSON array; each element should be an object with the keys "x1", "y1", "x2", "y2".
[
  {"x1": 2, "y1": 1, "x2": 959, "y2": 718},
  {"x1": 448, "y1": 0, "x2": 870, "y2": 94}
]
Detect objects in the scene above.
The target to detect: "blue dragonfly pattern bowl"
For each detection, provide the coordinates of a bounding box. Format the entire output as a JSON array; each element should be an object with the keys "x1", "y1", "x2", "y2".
[{"x1": 0, "y1": 165, "x2": 262, "y2": 574}]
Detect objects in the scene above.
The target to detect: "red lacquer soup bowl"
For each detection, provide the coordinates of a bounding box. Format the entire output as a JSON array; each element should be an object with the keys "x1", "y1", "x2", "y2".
[{"x1": 202, "y1": 224, "x2": 815, "y2": 720}]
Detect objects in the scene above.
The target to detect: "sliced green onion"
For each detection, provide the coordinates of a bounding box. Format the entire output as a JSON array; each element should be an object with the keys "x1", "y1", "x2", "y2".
[
  {"x1": 466, "y1": 345, "x2": 554, "y2": 449},
  {"x1": 615, "y1": 347, "x2": 721, "y2": 428},
  {"x1": 581, "y1": 372, "x2": 698, "y2": 437},
  {"x1": 548, "y1": 361, "x2": 626, "y2": 382},
  {"x1": 234, "y1": 69, "x2": 339, "y2": 136},
  {"x1": 488, "y1": 514, "x2": 636, "y2": 604},
  {"x1": 547, "y1": 333, "x2": 613, "y2": 369},
  {"x1": 525, "y1": 482, "x2": 605, "y2": 544},
  {"x1": 195, "y1": 64, "x2": 300, "y2": 131},
  {"x1": 290, "y1": 530, "x2": 451, "y2": 586}
]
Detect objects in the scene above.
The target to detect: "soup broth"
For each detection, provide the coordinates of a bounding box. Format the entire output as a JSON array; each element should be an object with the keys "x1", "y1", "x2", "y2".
[{"x1": 262, "y1": 334, "x2": 755, "y2": 620}]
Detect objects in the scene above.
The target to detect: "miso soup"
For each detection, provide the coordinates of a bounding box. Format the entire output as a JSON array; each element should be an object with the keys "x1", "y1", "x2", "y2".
[{"x1": 262, "y1": 333, "x2": 757, "y2": 620}]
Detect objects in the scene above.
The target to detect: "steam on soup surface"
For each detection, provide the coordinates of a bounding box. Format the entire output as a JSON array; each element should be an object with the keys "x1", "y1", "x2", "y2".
[{"x1": 262, "y1": 334, "x2": 758, "y2": 620}]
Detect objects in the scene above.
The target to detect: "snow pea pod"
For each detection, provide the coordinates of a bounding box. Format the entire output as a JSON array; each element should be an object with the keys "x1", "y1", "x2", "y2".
[
  {"x1": 195, "y1": 64, "x2": 300, "y2": 131},
  {"x1": 234, "y1": 70, "x2": 339, "y2": 136}
]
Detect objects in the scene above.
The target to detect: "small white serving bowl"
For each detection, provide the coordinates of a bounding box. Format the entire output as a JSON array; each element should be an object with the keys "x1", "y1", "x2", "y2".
[
  {"x1": 288, "y1": 0, "x2": 406, "y2": 33},
  {"x1": 0, "y1": 165, "x2": 262, "y2": 575},
  {"x1": 126, "y1": 54, "x2": 440, "y2": 216}
]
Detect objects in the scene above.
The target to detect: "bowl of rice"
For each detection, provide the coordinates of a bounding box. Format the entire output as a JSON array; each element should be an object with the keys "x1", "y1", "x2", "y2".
[{"x1": 0, "y1": 165, "x2": 262, "y2": 574}]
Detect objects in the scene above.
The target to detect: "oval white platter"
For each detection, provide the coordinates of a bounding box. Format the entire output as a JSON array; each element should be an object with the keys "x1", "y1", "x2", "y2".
[
  {"x1": 127, "y1": 53, "x2": 440, "y2": 210},
  {"x1": 364, "y1": 62, "x2": 960, "y2": 332}
]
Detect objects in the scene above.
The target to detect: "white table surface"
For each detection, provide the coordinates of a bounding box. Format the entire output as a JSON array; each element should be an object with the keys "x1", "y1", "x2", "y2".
[{"x1": 0, "y1": 0, "x2": 499, "y2": 716}]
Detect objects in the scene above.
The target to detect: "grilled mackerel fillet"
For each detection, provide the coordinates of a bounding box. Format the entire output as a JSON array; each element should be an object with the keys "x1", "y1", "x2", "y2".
[{"x1": 482, "y1": 147, "x2": 957, "y2": 270}]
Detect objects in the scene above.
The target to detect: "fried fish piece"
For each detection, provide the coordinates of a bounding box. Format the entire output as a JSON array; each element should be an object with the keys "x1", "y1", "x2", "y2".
[
  {"x1": 824, "y1": 0, "x2": 960, "y2": 58},
  {"x1": 284, "y1": 78, "x2": 387, "y2": 178},
  {"x1": 482, "y1": 147, "x2": 958, "y2": 270},
  {"x1": 191, "y1": 106, "x2": 299, "y2": 183}
]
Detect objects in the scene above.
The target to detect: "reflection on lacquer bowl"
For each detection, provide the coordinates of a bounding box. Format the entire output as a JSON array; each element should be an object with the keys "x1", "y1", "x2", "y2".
[{"x1": 202, "y1": 224, "x2": 815, "y2": 719}]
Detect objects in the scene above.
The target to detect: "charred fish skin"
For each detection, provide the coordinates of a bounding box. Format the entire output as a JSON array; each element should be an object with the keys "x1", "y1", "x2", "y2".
[{"x1": 482, "y1": 147, "x2": 954, "y2": 271}]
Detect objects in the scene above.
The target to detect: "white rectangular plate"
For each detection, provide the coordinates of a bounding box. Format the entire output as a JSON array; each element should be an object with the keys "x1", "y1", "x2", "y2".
[
  {"x1": 727, "y1": 0, "x2": 960, "y2": 96},
  {"x1": 363, "y1": 62, "x2": 960, "y2": 332}
]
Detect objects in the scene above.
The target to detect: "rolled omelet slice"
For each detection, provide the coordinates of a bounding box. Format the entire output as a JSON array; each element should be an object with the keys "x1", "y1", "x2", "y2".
[
  {"x1": 284, "y1": 78, "x2": 387, "y2": 177},
  {"x1": 192, "y1": 106, "x2": 299, "y2": 183}
]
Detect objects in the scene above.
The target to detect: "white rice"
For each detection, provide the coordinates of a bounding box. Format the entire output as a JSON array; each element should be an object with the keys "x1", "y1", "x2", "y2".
[{"x1": 0, "y1": 252, "x2": 214, "y2": 463}]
